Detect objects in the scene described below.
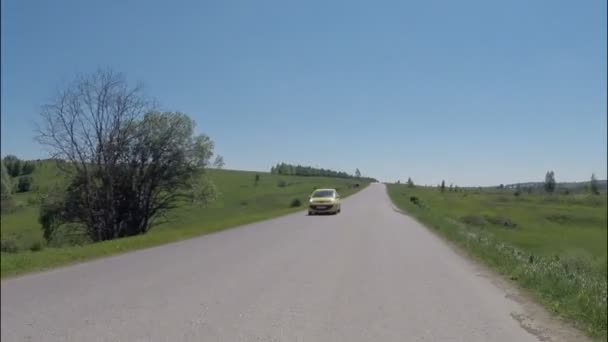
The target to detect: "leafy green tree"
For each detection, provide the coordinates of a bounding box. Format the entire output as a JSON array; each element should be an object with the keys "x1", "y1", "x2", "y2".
[
  {"x1": 544, "y1": 171, "x2": 556, "y2": 193},
  {"x1": 440, "y1": 180, "x2": 446, "y2": 192},
  {"x1": 254, "y1": 174, "x2": 260, "y2": 186},
  {"x1": 407, "y1": 177, "x2": 414, "y2": 187},
  {"x1": 355, "y1": 168, "x2": 361, "y2": 178}
]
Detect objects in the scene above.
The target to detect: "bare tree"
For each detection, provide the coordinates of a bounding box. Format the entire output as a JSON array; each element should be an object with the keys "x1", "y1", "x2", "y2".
[{"x1": 37, "y1": 69, "x2": 215, "y2": 242}]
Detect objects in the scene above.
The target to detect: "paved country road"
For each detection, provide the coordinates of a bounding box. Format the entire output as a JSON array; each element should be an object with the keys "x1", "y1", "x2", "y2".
[{"x1": 1, "y1": 183, "x2": 586, "y2": 342}]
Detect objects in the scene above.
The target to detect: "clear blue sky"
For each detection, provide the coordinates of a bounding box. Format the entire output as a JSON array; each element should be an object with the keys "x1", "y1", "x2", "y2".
[{"x1": 1, "y1": 0, "x2": 606, "y2": 185}]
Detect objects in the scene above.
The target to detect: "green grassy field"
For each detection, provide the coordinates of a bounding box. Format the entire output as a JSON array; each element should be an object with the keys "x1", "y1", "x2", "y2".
[
  {"x1": 1, "y1": 163, "x2": 367, "y2": 278},
  {"x1": 387, "y1": 184, "x2": 607, "y2": 340}
]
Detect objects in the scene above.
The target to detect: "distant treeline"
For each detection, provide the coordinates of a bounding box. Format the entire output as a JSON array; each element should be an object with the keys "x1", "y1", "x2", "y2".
[{"x1": 270, "y1": 163, "x2": 377, "y2": 182}]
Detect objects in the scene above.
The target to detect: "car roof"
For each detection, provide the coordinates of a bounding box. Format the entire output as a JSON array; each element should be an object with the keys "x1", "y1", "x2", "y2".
[{"x1": 312, "y1": 188, "x2": 336, "y2": 192}]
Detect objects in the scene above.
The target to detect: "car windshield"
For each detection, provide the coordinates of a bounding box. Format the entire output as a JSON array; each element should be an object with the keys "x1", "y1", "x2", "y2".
[{"x1": 312, "y1": 190, "x2": 335, "y2": 198}]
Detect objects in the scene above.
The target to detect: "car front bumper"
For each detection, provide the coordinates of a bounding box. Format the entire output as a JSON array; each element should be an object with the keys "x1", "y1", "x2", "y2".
[{"x1": 309, "y1": 204, "x2": 337, "y2": 213}]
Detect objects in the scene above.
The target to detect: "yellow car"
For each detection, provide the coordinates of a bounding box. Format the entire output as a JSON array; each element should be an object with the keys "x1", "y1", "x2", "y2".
[{"x1": 308, "y1": 188, "x2": 341, "y2": 215}]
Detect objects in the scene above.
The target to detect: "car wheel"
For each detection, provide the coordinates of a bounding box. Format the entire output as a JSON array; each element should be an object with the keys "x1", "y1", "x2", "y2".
[{"x1": 308, "y1": 211, "x2": 313, "y2": 216}]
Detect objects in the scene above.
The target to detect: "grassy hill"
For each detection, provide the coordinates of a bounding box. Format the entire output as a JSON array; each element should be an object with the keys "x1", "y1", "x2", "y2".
[
  {"x1": 1, "y1": 161, "x2": 369, "y2": 278},
  {"x1": 483, "y1": 180, "x2": 608, "y2": 192},
  {"x1": 387, "y1": 184, "x2": 607, "y2": 339}
]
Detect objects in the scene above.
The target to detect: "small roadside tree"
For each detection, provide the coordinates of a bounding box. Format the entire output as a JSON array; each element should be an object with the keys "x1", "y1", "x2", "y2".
[
  {"x1": 355, "y1": 168, "x2": 361, "y2": 178},
  {"x1": 514, "y1": 184, "x2": 521, "y2": 197},
  {"x1": 212, "y1": 155, "x2": 225, "y2": 169},
  {"x1": 440, "y1": 180, "x2": 446, "y2": 192},
  {"x1": 590, "y1": 173, "x2": 600, "y2": 195},
  {"x1": 37, "y1": 68, "x2": 216, "y2": 243},
  {"x1": 407, "y1": 177, "x2": 414, "y2": 188},
  {"x1": 544, "y1": 171, "x2": 556, "y2": 194},
  {"x1": 254, "y1": 174, "x2": 260, "y2": 186}
]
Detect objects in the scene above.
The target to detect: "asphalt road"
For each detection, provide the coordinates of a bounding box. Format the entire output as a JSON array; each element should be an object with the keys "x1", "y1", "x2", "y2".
[{"x1": 1, "y1": 183, "x2": 580, "y2": 341}]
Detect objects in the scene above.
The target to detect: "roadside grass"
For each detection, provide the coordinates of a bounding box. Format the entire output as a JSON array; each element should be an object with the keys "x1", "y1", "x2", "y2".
[
  {"x1": 387, "y1": 185, "x2": 607, "y2": 340},
  {"x1": 1, "y1": 166, "x2": 367, "y2": 278}
]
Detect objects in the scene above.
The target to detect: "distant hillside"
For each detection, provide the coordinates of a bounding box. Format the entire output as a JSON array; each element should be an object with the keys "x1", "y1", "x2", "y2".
[{"x1": 502, "y1": 180, "x2": 608, "y2": 192}]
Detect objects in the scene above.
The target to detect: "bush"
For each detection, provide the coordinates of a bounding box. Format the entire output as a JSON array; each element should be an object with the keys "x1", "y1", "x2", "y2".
[
  {"x1": 484, "y1": 215, "x2": 517, "y2": 229},
  {"x1": 0, "y1": 239, "x2": 19, "y2": 253},
  {"x1": 546, "y1": 214, "x2": 571, "y2": 224},
  {"x1": 47, "y1": 223, "x2": 91, "y2": 248},
  {"x1": 29, "y1": 241, "x2": 43, "y2": 252},
  {"x1": 27, "y1": 195, "x2": 42, "y2": 206},
  {"x1": 21, "y1": 162, "x2": 36, "y2": 175},
  {"x1": 0, "y1": 198, "x2": 15, "y2": 213},
  {"x1": 3, "y1": 155, "x2": 22, "y2": 177},
  {"x1": 278, "y1": 180, "x2": 287, "y2": 188},
  {"x1": 290, "y1": 198, "x2": 302, "y2": 207},
  {"x1": 17, "y1": 176, "x2": 33, "y2": 193},
  {"x1": 39, "y1": 192, "x2": 67, "y2": 242},
  {"x1": 460, "y1": 215, "x2": 487, "y2": 226}
]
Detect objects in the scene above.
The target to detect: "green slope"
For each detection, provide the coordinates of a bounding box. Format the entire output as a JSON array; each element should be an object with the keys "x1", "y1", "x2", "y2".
[
  {"x1": 1, "y1": 162, "x2": 368, "y2": 278},
  {"x1": 387, "y1": 184, "x2": 607, "y2": 339}
]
